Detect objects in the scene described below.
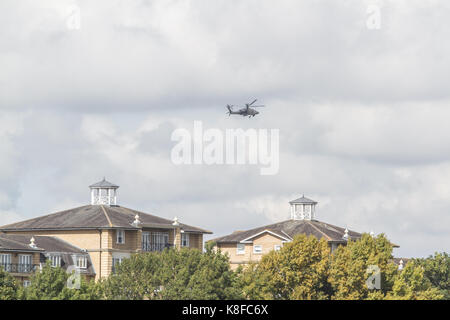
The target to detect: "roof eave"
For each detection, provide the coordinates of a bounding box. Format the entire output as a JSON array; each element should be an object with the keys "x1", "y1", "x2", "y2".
[
  {"x1": 209, "y1": 240, "x2": 239, "y2": 244},
  {"x1": 0, "y1": 248, "x2": 44, "y2": 253},
  {"x1": 0, "y1": 226, "x2": 138, "y2": 232},
  {"x1": 183, "y1": 230, "x2": 213, "y2": 234}
]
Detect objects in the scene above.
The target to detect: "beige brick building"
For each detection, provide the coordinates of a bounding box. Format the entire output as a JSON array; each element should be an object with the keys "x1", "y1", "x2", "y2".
[
  {"x1": 0, "y1": 234, "x2": 95, "y2": 285},
  {"x1": 211, "y1": 196, "x2": 365, "y2": 270},
  {"x1": 0, "y1": 179, "x2": 211, "y2": 281}
]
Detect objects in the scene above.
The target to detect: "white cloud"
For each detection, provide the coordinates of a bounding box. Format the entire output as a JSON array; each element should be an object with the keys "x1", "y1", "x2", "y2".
[
  {"x1": 0, "y1": 209, "x2": 24, "y2": 226},
  {"x1": 0, "y1": 1, "x2": 449, "y2": 258}
]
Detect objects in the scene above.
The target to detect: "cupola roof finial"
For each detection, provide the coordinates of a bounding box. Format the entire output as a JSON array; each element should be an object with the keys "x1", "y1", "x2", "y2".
[
  {"x1": 343, "y1": 228, "x2": 349, "y2": 241},
  {"x1": 29, "y1": 236, "x2": 36, "y2": 248},
  {"x1": 132, "y1": 214, "x2": 141, "y2": 227}
]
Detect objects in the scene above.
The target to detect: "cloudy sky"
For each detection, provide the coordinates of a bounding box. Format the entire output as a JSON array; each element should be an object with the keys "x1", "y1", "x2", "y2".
[{"x1": 1, "y1": 0, "x2": 449, "y2": 258}]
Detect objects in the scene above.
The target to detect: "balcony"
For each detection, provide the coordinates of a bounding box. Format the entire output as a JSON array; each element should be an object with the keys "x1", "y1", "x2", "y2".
[
  {"x1": 141, "y1": 242, "x2": 173, "y2": 252},
  {"x1": 0, "y1": 263, "x2": 37, "y2": 273}
]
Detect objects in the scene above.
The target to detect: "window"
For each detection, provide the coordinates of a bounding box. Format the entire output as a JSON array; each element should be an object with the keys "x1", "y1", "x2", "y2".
[
  {"x1": 304, "y1": 205, "x2": 311, "y2": 219},
  {"x1": 23, "y1": 280, "x2": 31, "y2": 287},
  {"x1": 181, "y1": 233, "x2": 190, "y2": 247},
  {"x1": 236, "y1": 243, "x2": 245, "y2": 255},
  {"x1": 76, "y1": 256, "x2": 87, "y2": 269},
  {"x1": 331, "y1": 243, "x2": 338, "y2": 253},
  {"x1": 253, "y1": 245, "x2": 262, "y2": 254},
  {"x1": 142, "y1": 232, "x2": 150, "y2": 249},
  {"x1": 50, "y1": 255, "x2": 61, "y2": 267},
  {"x1": 142, "y1": 232, "x2": 169, "y2": 251},
  {"x1": 274, "y1": 245, "x2": 282, "y2": 251},
  {"x1": 19, "y1": 254, "x2": 32, "y2": 272},
  {"x1": 142, "y1": 232, "x2": 150, "y2": 250},
  {"x1": 112, "y1": 255, "x2": 130, "y2": 273},
  {"x1": 116, "y1": 230, "x2": 125, "y2": 244},
  {"x1": 0, "y1": 254, "x2": 12, "y2": 272},
  {"x1": 112, "y1": 257, "x2": 123, "y2": 272}
]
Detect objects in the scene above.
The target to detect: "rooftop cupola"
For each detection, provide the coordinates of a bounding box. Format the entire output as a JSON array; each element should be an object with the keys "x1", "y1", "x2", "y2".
[
  {"x1": 289, "y1": 195, "x2": 318, "y2": 220},
  {"x1": 89, "y1": 178, "x2": 119, "y2": 206}
]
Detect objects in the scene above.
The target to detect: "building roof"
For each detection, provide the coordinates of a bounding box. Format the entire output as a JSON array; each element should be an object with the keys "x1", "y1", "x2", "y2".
[
  {"x1": 89, "y1": 178, "x2": 119, "y2": 189},
  {"x1": 393, "y1": 257, "x2": 410, "y2": 266},
  {"x1": 289, "y1": 196, "x2": 318, "y2": 204},
  {"x1": 0, "y1": 234, "x2": 96, "y2": 276},
  {"x1": 0, "y1": 234, "x2": 43, "y2": 252},
  {"x1": 210, "y1": 219, "x2": 362, "y2": 244},
  {"x1": 0, "y1": 234, "x2": 85, "y2": 253},
  {"x1": 0, "y1": 205, "x2": 212, "y2": 234}
]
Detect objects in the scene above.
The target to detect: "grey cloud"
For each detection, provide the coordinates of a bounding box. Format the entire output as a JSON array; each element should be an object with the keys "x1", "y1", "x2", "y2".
[
  {"x1": 0, "y1": 1, "x2": 449, "y2": 258},
  {"x1": 137, "y1": 121, "x2": 177, "y2": 155},
  {"x1": 1, "y1": 1, "x2": 450, "y2": 111}
]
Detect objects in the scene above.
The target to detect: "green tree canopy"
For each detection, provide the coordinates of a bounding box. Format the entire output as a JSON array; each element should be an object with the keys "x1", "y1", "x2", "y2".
[
  {"x1": 240, "y1": 234, "x2": 332, "y2": 300},
  {"x1": 387, "y1": 260, "x2": 444, "y2": 300},
  {"x1": 20, "y1": 261, "x2": 100, "y2": 300},
  {"x1": 0, "y1": 266, "x2": 18, "y2": 300},
  {"x1": 328, "y1": 233, "x2": 398, "y2": 300},
  {"x1": 102, "y1": 244, "x2": 242, "y2": 300},
  {"x1": 410, "y1": 252, "x2": 449, "y2": 299},
  {"x1": 1, "y1": 236, "x2": 447, "y2": 301}
]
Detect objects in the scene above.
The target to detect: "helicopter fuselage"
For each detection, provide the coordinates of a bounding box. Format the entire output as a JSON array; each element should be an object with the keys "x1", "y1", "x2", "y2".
[
  {"x1": 231, "y1": 107, "x2": 259, "y2": 117},
  {"x1": 227, "y1": 100, "x2": 263, "y2": 117}
]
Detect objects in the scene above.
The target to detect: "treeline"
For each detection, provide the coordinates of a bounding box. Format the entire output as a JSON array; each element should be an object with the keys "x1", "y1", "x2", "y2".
[{"x1": 0, "y1": 234, "x2": 448, "y2": 300}]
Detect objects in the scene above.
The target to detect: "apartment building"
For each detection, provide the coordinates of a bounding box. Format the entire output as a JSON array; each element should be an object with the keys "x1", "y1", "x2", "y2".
[
  {"x1": 0, "y1": 179, "x2": 212, "y2": 280},
  {"x1": 211, "y1": 196, "x2": 368, "y2": 269},
  {"x1": 0, "y1": 234, "x2": 95, "y2": 285}
]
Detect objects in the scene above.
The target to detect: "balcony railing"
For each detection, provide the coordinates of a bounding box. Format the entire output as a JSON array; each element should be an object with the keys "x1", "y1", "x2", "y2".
[
  {"x1": 141, "y1": 242, "x2": 173, "y2": 252},
  {"x1": 0, "y1": 263, "x2": 37, "y2": 273},
  {"x1": 110, "y1": 243, "x2": 174, "y2": 274}
]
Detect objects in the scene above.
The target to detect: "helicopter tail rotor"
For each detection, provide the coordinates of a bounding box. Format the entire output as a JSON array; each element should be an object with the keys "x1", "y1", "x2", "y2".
[{"x1": 226, "y1": 104, "x2": 233, "y2": 115}]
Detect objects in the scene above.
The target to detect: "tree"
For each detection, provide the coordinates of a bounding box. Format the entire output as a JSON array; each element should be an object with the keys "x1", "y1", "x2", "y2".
[
  {"x1": 240, "y1": 235, "x2": 332, "y2": 300},
  {"x1": 20, "y1": 261, "x2": 101, "y2": 300},
  {"x1": 181, "y1": 242, "x2": 243, "y2": 300},
  {"x1": 20, "y1": 261, "x2": 71, "y2": 300},
  {"x1": 100, "y1": 251, "x2": 161, "y2": 299},
  {"x1": 237, "y1": 262, "x2": 272, "y2": 300},
  {"x1": 67, "y1": 276, "x2": 103, "y2": 300},
  {"x1": 102, "y1": 244, "x2": 243, "y2": 300},
  {"x1": 387, "y1": 260, "x2": 444, "y2": 300},
  {"x1": 0, "y1": 266, "x2": 18, "y2": 300},
  {"x1": 328, "y1": 233, "x2": 398, "y2": 300},
  {"x1": 410, "y1": 252, "x2": 449, "y2": 299}
]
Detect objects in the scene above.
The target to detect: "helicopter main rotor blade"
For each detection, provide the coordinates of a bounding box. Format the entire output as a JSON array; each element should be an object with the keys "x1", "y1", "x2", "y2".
[
  {"x1": 248, "y1": 99, "x2": 257, "y2": 106},
  {"x1": 251, "y1": 105, "x2": 265, "y2": 108}
]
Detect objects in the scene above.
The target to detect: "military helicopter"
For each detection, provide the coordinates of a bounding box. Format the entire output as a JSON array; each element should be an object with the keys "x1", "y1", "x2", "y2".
[{"x1": 226, "y1": 99, "x2": 265, "y2": 118}]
